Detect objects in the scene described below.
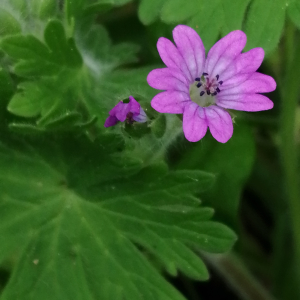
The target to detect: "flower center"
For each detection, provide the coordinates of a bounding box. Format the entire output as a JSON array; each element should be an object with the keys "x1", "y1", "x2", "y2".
[
  {"x1": 189, "y1": 73, "x2": 223, "y2": 107},
  {"x1": 126, "y1": 112, "x2": 135, "y2": 124}
]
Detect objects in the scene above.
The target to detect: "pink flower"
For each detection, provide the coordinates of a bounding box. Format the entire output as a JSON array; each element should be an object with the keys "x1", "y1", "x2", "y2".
[
  {"x1": 147, "y1": 25, "x2": 276, "y2": 143},
  {"x1": 104, "y1": 96, "x2": 147, "y2": 127}
]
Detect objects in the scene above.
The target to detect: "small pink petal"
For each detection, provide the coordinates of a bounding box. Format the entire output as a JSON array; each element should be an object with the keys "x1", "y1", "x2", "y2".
[
  {"x1": 147, "y1": 68, "x2": 189, "y2": 92},
  {"x1": 217, "y1": 94, "x2": 274, "y2": 111},
  {"x1": 104, "y1": 115, "x2": 119, "y2": 127},
  {"x1": 157, "y1": 37, "x2": 191, "y2": 81},
  {"x1": 183, "y1": 102, "x2": 208, "y2": 142},
  {"x1": 172, "y1": 25, "x2": 206, "y2": 80},
  {"x1": 133, "y1": 107, "x2": 147, "y2": 123},
  {"x1": 220, "y1": 48, "x2": 265, "y2": 83},
  {"x1": 151, "y1": 91, "x2": 189, "y2": 113},
  {"x1": 115, "y1": 102, "x2": 130, "y2": 122},
  {"x1": 205, "y1": 30, "x2": 247, "y2": 78},
  {"x1": 205, "y1": 106, "x2": 233, "y2": 143},
  {"x1": 128, "y1": 96, "x2": 141, "y2": 114},
  {"x1": 219, "y1": 72, "x2": 276, "y2": 96}
]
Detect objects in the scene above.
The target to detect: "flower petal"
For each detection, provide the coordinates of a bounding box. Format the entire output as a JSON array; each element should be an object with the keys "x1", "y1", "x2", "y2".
[
  {"x1": 220, "y1": 48, "x2": 265, "y2": 84},
  {"x1": 157, "y1": 37, "x2": 191, "y2": 81},
  {"x1": 217, "y1": 94, "x2": 274, "y2": 111},
  {"x1": 109, "y1": 101, "x2": 122, "y2": 116},
  {"x1": 133, "y1": 107, "x2": 147, "y2": 123},
  {"x1": 205, "y1": 106, "x2": 233, "y2": 143},
  {"x1": 183, "y1": 102, "x2": 208, "y2": 142},
  {"x1": 205, "y1": 30, "x2": 247, "y2": 78},
  {"x1": 114, "y1": 102, "x2": 130, "y2": 122},
  {"x1": 151, "y1": 91, "x2": 189, "y2": 113},
  {"x1": 104, "y1": 115, "x2": 119, "y2": 127},
  {"x1": 172, "y1": 25, "x2": 206, "y2": 80},
  {"x1": 147, "y1": 68, "x2": 189, "y2": 92},
  {"x1": 128, "y1": 96, "x2": 140, "y2": 114},
  {"x1": 219, "y1": 72, "x2": 276, "y2": 96}
]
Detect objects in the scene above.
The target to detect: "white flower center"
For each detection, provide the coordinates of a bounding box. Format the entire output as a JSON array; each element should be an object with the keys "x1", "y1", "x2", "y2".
[{"x1": 189, "y1": 73, "x2": 223, "y2": 107}]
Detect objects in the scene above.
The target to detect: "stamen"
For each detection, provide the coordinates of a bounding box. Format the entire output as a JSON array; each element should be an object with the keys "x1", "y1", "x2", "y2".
[
  {"x1": 216, "y1": 87, "x2": 220, "y2": 93},
  {"x1": 219, "y1": 81, "x2": 223, "y2": 85},
  {"x1": 196, "y1": 82, "x2": 202, "y2": 88},
  {"x1": 216, "y1": 74, "x2": 219, "y2": 80},
  {"x1": 203, "y1": 72, "x2": 208, "y2": 76},
  {"x1": 200, "y1": 91, "x2": 205, "y2": 96},
  {"x1": 212, "y1": 91, "x2": 218, "y2": 96},
  {"x1": 207, "y1": 90, "x2": 211, "y2": 95},
  {"x1": 195, "y1": 77, "x2": 200, "y2": 81}
]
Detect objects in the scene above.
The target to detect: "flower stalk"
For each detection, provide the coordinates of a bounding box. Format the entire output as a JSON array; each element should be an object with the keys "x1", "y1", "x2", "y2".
[{"x1": 280, "y1": 23, "x2": 300, "y2": 266}]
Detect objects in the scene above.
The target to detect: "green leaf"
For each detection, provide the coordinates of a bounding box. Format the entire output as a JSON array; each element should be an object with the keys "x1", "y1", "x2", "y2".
[
  {"x1": 43, "y1": 112, "x2": 82, "y2": 130},
  {"x1": 30, "y1": 0, "x2": 57, "y2": 20},
  {"x1": 138, "y1": 0, "x2": 223, "y2": 49},
  {"x1": 0, "y1": 8, "x2": 21, "y2": 36},
  {"x1": 160, "y1": 0, "x2": 198, "y2": 23},
  {"x1": 138, "y1": 0, "x2": 166, "y2": 25},
  {"x1": 244, "y1": 0, "x2": 286, "y2": 54},
  {"x1": 44, "y1": 20, "x2": 82, "y2": 68},
  {"x1": 220, "y1": 0, "x2": 251, "y2": 35},
  {"x1": 0, "y1": 136, "x2": 236, "y2": 299},
  {"x1": 287, "y1": 0, "x2": 300, "y2": 30},
  {"x1": 7, "y1": 82, "x2": 42, "y2": 117},
  {"x1": 188, "y1": 0, "x2": 222, "y2": 50},
  {"x1": 0, "y1": 69, "x2": 14, "y2": 102},
  {"x1": 8, "y1": 123, "x2": 46, "y2": 134},
  {"x1": 1, "y1": 35, "x2": 50, "y2": 60},
  {"x1": 0, "y1": 20, "x2": 82, "y2": 77},
  {"x1": 6, "y1": 69, "x2": 84, "y2": 128},
  {"x1": 83, "y1": 2, "x2": 113, "y2": 15},
  {"x1": 0, "y1": 69, "x2": 15, "y2": 127},
  {"x1": 65, "y1": 0, "x2": 85, "y2": 22},
  {"x1": 75, "y1": 22, "x2": 139, "y2": 73},
  {"x1": 138, "y1": 0, "x2": 284, "y2": 54},
  {"x1": 151, "y1": 114, "x2": 166, "y2": 138},
  {"x1": 175, "y1": 122, "x2": 255, "y2": 227},
  {"x1": 66, "y1": 0, "x2": 113, "y2": 22}
]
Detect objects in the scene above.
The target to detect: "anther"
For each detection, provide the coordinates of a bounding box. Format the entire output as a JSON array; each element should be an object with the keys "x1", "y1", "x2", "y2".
[
  {"x1": 219, "y1": 81, "x2": 223, "y2": 85},
  {"x1": 196, "y1": 82, "x2": 202, "y2": 88},
  {"x1": 216, "y1": 87, "x2": 220, "y2": 93},
  {"x1": 207, "y1": 90, "x2": 211, "y2": 95},
  {"x1": 203, "y1": 72, "x2": 208, "y2": 76},
  {"x1": 212, "y1": 91, "x2": 218, "y2": 96},
  {"x1": 216, "y1": 75, "x2": 219, "y2": 80},
  {"x1": 195, "y1": 77, "x2": 200, "y2": 81},
  {"x1": 200, "y1": 91, "x2": 205, "y2": 96}
]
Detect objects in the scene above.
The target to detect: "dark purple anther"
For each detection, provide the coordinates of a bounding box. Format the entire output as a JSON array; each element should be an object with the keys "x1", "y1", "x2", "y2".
[
  {"x1": 212, "y1": 91, "x2": 217, "y2": 96},
  {"x1": 195, "y1": 77, "x2": 200, "y2": 81},
  {"x1": 216, "y1": 87, "x2": 220, "y2": 93},
  {"x1": 196, "y1": 82, "x2": 202, "y2": 88},
  {"x1": 126, "y1": 112, "x2": 134, "y2": 124},
  {"x1": 219, "y1": 81, "x2": 223, "y2": 85},
  {"x1": 203, "y1": 72, "x2": 208, "y2": 76},
  {"x1": 200, "y1": 91, "x2": 205, "y2": 96},
  {"x1": 207, "y1": 90, "x2": 211, "y2": 95},
  {"x1": 216, "y1": 74, "x2": 219, "y2": 80}
]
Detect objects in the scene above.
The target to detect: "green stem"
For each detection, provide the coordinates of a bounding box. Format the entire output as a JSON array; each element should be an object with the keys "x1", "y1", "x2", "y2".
[
  {"x1": 280, "y1": 22, "x2": 300, "y2": 264},
  {"x1": 203, "y1": 253, "x2": 277, "y2": 300}
]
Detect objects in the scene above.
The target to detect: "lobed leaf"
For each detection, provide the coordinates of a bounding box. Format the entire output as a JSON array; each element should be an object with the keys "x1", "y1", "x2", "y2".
[
  {"x1": 0, "y1": 136, "x2": 236, "y2": 300},
  {"x1": 244, "y1": 0, "x2": 286, "y2": 54},
  {"x1": 288, "y1": 0, "x2": 300, "y2": 30},
  {"x1": 138, "y1": 0, "x2": 285, "y2": 54},
  {"x1": 0, "y1": 19, "x2": 82, "y2": 77}
]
